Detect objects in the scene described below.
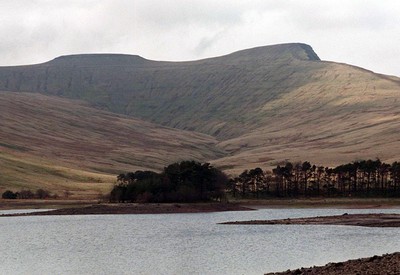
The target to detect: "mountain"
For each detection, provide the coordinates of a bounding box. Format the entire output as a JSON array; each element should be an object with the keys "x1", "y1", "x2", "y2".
[
  {"x1": 0, "y1": 43, "x2": 325, "y2": 139},
  {"x1": 1, "y1": 43, "x2": 400, "y2": 194}
]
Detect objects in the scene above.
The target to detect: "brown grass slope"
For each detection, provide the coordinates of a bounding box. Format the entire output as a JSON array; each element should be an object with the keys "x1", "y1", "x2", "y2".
[
  {"x1": 0, "y1": 91, "x2": 223, "y2": 195},
  {"x1": 214, "y1": 62, "x2": 400, "y2": 173}
]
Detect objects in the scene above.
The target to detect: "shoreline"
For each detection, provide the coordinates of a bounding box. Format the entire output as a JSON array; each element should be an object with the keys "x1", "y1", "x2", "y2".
[
  {"x1": 0, "y1": 199, "x2": 99, "y2": 210},
  {"x1": 266, "y1": 252, "x2": 400, "y2": 275},
  {"x1": 221, "y1": 213, "x2": 400, "y2": 227},
  {"x1": 2, "y1": 197, "x2": 400, "y2": 215},
  {"x1": 232, "y1": 197, "x2": 400, "y2": 209},
  {"x1": 0, "y1": 202, "x2": 253, "y2": 216}
]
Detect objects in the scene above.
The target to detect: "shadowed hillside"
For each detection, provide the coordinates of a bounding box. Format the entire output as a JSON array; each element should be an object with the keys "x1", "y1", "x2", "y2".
[
  {"x1": 0, "y1": 91, "x2": 223, "y2": 195},
  {"x1": 0, "y1": 43, "x2": 325, "y2": 138},
  {"x1": 1, "y1": 43, "x2": 400, "y2": 179}
]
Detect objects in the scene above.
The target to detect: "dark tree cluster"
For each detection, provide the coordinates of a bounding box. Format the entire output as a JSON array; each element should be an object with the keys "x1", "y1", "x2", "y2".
[
  {"x1": 110, "y1": 161, "x2": 228, "y2": 203},
  {"x1": 230, "y1": 159, "x2": 400, "y2": 198},
  {"x1": 1, "y1": 188, "x2": 52, "y2": 199}
]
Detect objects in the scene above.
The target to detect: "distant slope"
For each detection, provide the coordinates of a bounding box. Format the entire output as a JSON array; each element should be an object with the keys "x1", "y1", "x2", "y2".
[
  {"x1": 0, "y1": 91, "x2": 223, "y2": 195},
  {"x1": 1, "y1": 43, "x2": 400, "y2": 176}
]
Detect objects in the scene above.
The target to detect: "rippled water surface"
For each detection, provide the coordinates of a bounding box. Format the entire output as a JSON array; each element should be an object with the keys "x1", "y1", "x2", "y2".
[{"x1": 1, "y1": 208, "x2": 400, "y2": 275}]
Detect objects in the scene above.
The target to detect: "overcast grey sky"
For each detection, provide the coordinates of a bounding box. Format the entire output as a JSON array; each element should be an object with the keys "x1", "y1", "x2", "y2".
[{"x1": 1, "y1": 0, "x2": 399, "y2": 76}]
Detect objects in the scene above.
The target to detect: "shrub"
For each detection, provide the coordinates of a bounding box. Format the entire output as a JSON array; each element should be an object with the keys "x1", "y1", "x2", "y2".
[
  {"x1": 2, "y1": 190, "x2": 17, "y2": 199},
  {"x1": 35, "y1": 188, "x2": 50, "y2": 199},
  {"x1": 17, "y1": 190, "x2": 35, "y2": 199},
  {"x1": 2, "y1": 188, "x2": 53, "y2": 200}
]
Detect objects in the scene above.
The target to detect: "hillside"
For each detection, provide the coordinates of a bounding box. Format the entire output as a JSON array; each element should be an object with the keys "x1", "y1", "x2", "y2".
[
  {"x1": 0, "y1": 43, "x2": 326, "y2": 139},
  {"x1": 1, "y1": 42, "x2": 400, "y2": 182},
  {"x1": 214, "y1": 62, "x2": 400, "y2": 171},
  {"x1": 0, "y1": 91, "x2": 222, "y2": 196}
]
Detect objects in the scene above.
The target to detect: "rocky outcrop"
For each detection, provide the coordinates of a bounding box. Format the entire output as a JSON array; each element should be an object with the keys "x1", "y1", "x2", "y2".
[{"x1": 266, "y1": 252, "x2": 400, "y2": 275}]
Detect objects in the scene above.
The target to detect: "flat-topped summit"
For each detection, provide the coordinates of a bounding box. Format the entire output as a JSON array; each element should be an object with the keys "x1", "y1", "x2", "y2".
[{"x1": 47, "y1": 53, "x2": 148, "y2": 67}]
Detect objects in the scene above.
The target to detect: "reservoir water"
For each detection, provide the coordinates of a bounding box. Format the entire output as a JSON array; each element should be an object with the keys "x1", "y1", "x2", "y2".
[{"x1": 1, "y1": 208, "x2": 400, "y2": 275}]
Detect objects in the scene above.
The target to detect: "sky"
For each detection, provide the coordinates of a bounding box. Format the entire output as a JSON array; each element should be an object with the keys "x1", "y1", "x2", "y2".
[{"x1": 0, "y1": 0, "x2": 399, "y2": 76}]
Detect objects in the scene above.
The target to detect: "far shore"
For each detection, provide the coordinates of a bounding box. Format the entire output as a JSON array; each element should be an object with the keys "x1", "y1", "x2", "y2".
[
  {"x1": 2, "y1": 197, "x2": 400, "y2": 216},
  {"x1": 232, "y1": 197, "x2": 400, "y2": 209},
  {"x1": 221, "y1": 213, "x2": 400, "y2": 227},
  {"x1": 0, "y1": 199, "x2": 99, "y2": 210},
  {"x1": 0, "y1": 202, "x2": 253, "y2": 216}
]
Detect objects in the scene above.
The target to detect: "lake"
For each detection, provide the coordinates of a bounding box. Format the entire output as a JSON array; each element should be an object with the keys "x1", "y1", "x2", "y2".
[{"x1": 1, "y1": 208, "x2": 400, "y2": 275}]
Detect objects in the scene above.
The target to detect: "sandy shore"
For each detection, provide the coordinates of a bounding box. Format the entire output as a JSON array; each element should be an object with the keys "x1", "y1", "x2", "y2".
[
  {"x1": 266, "y1": 252, "x2": 400, "y2": 274},
  {"x1": 0, "y1": 202, "x2": 253, "y2": 216},
  {"x1": 221, "y1": 213, "x2": 400, "y2": 227}
]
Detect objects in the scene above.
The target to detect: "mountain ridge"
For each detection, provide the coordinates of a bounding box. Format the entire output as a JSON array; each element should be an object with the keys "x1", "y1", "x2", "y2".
[
  {"x1": 18, "y1": 42, "x2": 321, "y2": 67},
  {"x1": 0, "y1": 43, "x2": 328, "y2": 139}
]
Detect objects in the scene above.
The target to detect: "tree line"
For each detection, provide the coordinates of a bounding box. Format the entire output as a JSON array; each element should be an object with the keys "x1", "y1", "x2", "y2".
[
  {"x1": 230, "y1": 159, "x2": 400, "y2": 198},
  {"x1": 110, "y1": 160, "x2": 228, "y2": 203},
  {"x1": 2, "y1": 188, "x2": 52, "y2": 199},
  {"x1": 111, "y1": 158, "x2": 400, "y2": 203}
]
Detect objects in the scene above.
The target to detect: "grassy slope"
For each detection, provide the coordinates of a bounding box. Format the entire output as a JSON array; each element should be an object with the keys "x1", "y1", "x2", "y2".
[
  {"x1": 0, "y1": 152, "x2": 114, "y2": 198},
  {"x1": 0, "y1": 91, "x2": 223, "y2": 196},
  {"x1": 214, "y1": 62, "x2": 400, "y2": 173}
]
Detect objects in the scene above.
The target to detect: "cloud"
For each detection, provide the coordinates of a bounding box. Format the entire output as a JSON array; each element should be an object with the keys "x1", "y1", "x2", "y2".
[{"x1": 0, "y1": 0, "x2": 398, "y2": 76}]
